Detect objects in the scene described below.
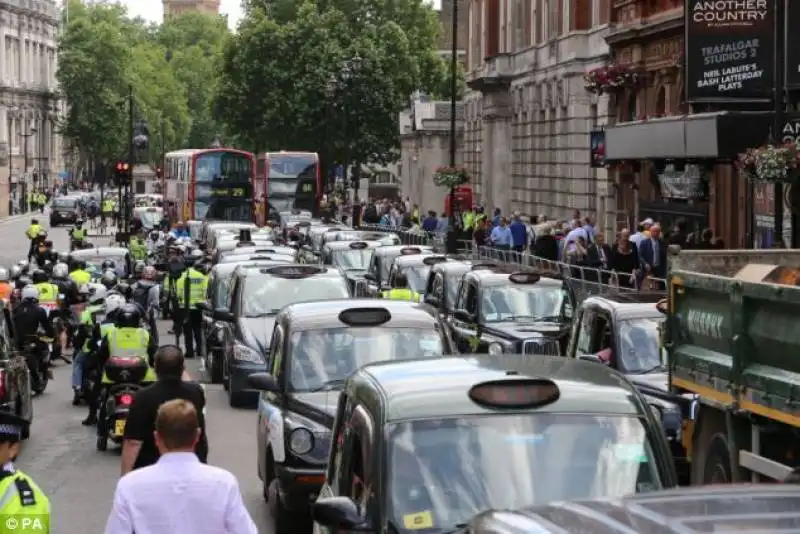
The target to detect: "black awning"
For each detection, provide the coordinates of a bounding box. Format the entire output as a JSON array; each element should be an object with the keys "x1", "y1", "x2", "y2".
[{"x1": 605, "y1": 111, "x2": 772, "y2": 161}]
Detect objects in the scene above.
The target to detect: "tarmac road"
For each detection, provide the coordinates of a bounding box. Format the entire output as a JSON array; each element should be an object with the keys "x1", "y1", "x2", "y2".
[{"x1": 1, "y1": 212, "x2": 278, "y2": 533}]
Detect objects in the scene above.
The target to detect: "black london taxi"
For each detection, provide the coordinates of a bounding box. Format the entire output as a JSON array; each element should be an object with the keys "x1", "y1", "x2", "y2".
[
  {"x1": 321, "y1": 241, "x2": 382, "y2": 295},
  {"x1": 463, "y1": 484, "x2": 797, "y2": 534},
  {"x1": 201, "y1": 259, "x2": 291, "y2": 384},
  {"x1": 246, "y1": 300, "x2": 456, "y2": 533},
  {"x1": 0, "y1": 300, "x2": 32, "y2": 437},
  {"x1": 322, "y1": 229, "x2": 400, "y2": 248},
  {"x1": 567, "y1": 292, "x2": 692, "y2": 483},
  {"x1": 385, "y1": 254, "x2": 454, "y2": 297},
  {"x1": 364, "y1": 245, "x2": 435, "y2": 295},
  {"x1": 450, "y1": 268, "x2": 575, "y2": 356},
  {"x1": 423, "y1": 261, "x2": 499, "y2": 314},
  {"x1": 212, "y1": 264, "x2": 350, "y2": 407},
  {"x1": 310, "y1": 354, "x2": 678, "y2": 534},
  {"x1": 300, "y1": 224, "x2": 351, "y2": 261}
]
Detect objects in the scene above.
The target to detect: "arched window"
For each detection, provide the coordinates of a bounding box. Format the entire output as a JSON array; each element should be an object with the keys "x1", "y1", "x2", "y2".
[{"x1": 655, "y1": 86, "x2": 666, "y2": 116}]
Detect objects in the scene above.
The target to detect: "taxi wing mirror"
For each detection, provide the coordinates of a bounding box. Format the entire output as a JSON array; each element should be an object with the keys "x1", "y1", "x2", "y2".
[
  {"x1": 454, "y1": 309, "x2": 473, "y2": 322},
  {"x1": 424, "y1": 293, "x2": 440, "y2": 308},
  {"x1": 312, "y1": 497, "x2": 370, "y2": 531},
  {"x1": 213, "y1": 307, "x2": 235, "y2": 322},
  {"x1": 246, "y1": 373, "x2": 280, "y2": 393},
  {"x1": 578, "y1": 352, "x2": 609, "y2": 365}
]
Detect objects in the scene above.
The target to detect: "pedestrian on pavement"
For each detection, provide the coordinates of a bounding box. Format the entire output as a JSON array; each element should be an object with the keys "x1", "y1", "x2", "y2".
[
  {"x1": 105, "y1": 399, "x2": 256, "y2": 534},
  {"x1": 120, "y1": 345, "x2": 207, "y2": 475},
  {"x1": 0, "y1": 412, "x2": 50, "y2": 528}
]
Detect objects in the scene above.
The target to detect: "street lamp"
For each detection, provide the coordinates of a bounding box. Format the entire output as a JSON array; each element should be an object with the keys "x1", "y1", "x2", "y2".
[
  {"x1": 446, "y1": 0, "x2": 461, "y2": 254},
  {"x1": 20, "y1": 125, "x2": 37, "y2": 214},
  {"x1": 325, "y1": 75, "x2": 338, "y2": 198}
]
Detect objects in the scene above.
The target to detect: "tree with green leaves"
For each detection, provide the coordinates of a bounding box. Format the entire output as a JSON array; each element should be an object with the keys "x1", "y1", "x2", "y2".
[{"x1": 214, "y1": 0, "x2": 453, "y2": 164}]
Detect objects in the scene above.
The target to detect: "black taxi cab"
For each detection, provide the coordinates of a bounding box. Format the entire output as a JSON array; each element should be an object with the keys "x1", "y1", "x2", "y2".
[
  {"x1": 462, "y1": 484, "x2": 799, "y2": 533},
  {"x1": 385, "y1": 254, "x2": 454, "y2": 297},
  {"x1": 450, "y1": 268, "x2": 575, "y2": 356},
  {"x1": 423, "y1": 261, "x2": 499, "y2": 314},
  {"x1": 364, "y1": 245, "x2": 434, "y2": 295},
  {"x1": 321, "y1": 241, "x2": 382, "y2": 296},
  {"x1": 247, "y1": 300, "x2": 456, "y2": 532},
  {"x1": 310, "y1": 354, "x2": 678, "y2": 533},
  {"x1": 567, "y1": 292, "x2": 691, "y2": 483}
]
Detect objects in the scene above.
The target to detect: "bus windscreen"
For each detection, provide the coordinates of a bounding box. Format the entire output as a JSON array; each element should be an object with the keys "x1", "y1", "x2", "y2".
[{"x1": 195, "y1": 151, "x2": 253, "y2": 222}]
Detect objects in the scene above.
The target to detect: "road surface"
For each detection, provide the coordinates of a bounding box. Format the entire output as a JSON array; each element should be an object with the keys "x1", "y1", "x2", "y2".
[{"x1": 1, "y1": 212, "x2": 278, "y2": 533}]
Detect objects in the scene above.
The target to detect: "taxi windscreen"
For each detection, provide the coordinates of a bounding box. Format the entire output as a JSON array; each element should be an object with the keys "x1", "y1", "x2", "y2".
[
  {"x1": 288, "y1": 328, "x2": 443, "y2": 391},
  {"x1": 331, "y1": 248, "x2": 374, "y2": 270},
  {"x1": 399, "y1": 265, "x2": 432, "y2": 293},
  {"x1": 241, "y1": 274, "x2": 348, "y2": 316},
  {"x1": 387, "y1": 414, "x2": 661, "y2": 532},
  {"x1": 481, "y1": 285, "x2": 566, "y2": 323},
  {"x1": 618, "y1": 317, "x2": 665, "y2": 374},
  {"x1": 83, "y1": 257, "x2": 127, "y2": 277},
  {"x1": 136, "y1": 210, "x2": 163, "y2": 228}
]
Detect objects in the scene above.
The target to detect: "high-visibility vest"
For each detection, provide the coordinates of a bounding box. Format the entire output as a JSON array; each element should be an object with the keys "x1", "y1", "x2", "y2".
[
  {"x1": 70, "y1": 228, "x2": 86, "y2": 240},
  {"x1": 25, "y1": 224, "x2": 42, "y2": 240},
  {"x1": 37, "y1": 193, "x2": 46, "y2": 204},
  {"x1": 129, "y1": 238, "x2": 147, "y2": 261},
  {"x1": 69, "y1": 270, "x2": 91, "y2": 285},
  {"x1": 108, "y1": 327, "x2": 149, "y2": 360},
  {"x1": 175, "y1": 268, "x2": 208, "y2": 308},
  {"x1": 0, "y1": 468, "x2": 50, "y2": 531},
  {"x1": 102, "y1": 200, "x2": 114, "y2": 213},
  {"x1": 80, "y1": 307, "x2": 107, "y2": 351},
  {"x1": 381, "y1": 288, "x2": 420, "y2": 302},
  {"x1": 34, "y1": 282, "x2": 59, "y2": 303}
]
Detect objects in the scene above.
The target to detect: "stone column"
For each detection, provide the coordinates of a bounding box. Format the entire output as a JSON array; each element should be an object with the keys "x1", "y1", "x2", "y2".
[{"x1": 480, "y1": 87, "x2": 512, "y2": 212}]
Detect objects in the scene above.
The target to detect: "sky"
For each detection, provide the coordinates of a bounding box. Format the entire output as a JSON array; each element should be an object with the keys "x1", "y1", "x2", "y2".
[{"x1": 119, "y1": 0, "x2": 244, "y2": 28}]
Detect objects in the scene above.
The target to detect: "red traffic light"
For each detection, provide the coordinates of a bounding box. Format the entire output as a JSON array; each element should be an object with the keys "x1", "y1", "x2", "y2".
[
  {"x1": 115, "y1": 162, "x2": 130, "y2": 173},
  {"x1": 115, "y1": 162, "x2": 123, "y2": 171},
  {"x1": 155, "y1": 167, "x2": 162, "y2": 177}
]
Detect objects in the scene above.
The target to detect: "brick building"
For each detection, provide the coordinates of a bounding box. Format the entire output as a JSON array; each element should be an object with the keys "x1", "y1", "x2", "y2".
[
  {"x1": 462, "y1": 0, "x2": 614, "y2": 227},
  {"x1": 601, "y1": 0, "x2": 770, "y2": 247}
]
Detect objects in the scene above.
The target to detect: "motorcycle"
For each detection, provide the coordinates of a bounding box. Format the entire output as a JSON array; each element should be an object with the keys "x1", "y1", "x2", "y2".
[
  {"x1": 96, "y1": 356, "x2": 151, "y2": 451},
  {"x1": 40, "y1": 301, "x2": 70, "y2": 365},
  {"x1": 70, "y1": 238, "x2": 92, "y2": 251},
  {"x1": 22, "y1": 337, "x2": 52, "y2": 395}
]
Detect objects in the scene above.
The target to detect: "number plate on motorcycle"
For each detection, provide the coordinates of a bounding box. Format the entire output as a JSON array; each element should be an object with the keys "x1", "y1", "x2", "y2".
[{"x1": 114, "y1": 420, "x2": 126, "y2": 436}]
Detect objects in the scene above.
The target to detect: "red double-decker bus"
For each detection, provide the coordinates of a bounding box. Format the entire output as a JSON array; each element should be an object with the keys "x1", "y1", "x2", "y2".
[
  {"x1": 256, "y1": 151, "x2": 321, "y2": 220},
  {"x1": 163, "y1": 148, "x2": 266, "y2": 225}
]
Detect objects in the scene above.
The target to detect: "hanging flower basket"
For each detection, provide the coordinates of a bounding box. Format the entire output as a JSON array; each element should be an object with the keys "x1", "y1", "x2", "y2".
[
  {"x1": 736, "y1": 142, "x2": 800, "y2": 183},
  {"x1": 433, "y1": 166, "x2": 469, "y2": 188},
  {"x1": 583, "y1": 64, "x2": 645, "y2": 95}
]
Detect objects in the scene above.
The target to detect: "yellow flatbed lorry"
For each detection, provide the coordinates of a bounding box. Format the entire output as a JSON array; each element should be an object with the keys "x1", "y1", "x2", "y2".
[{"x1": 664, "y1": 248, "x2": 800, "y2": 484}]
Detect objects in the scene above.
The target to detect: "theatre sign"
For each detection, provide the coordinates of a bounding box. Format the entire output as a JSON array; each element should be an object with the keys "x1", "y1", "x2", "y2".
[{"x1": 685, "y1": 0, "x2": 774, "y2": 101}]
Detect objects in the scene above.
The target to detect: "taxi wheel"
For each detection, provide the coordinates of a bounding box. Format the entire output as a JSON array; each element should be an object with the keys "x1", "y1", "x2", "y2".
[{"x1": 269, "y1": 479, "x2": 298, "y2": 533}]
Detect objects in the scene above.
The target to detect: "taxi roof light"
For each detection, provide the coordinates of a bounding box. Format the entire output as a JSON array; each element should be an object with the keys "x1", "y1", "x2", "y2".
[
  {"x1": 338, "y1": 308, "x2": 391, "y2": 326},
  {"x1": 422, "y1": 256, "x2": 448, "y2": 266},
  {"x1": 400, "y1": 247, "x2": 422, "y2": 255},
  {"x1": 260, "y1": 265, "x2": 323, "y2": 278},
  {"x1": 509, "y1": 272, "x2": 541, "y2": 284},
  {"x1": 349, "y1": 241, "x2": 370, "y2": 249},
  {"x1": 468, "y1": 379, "x2": 560, "y2": 409}
]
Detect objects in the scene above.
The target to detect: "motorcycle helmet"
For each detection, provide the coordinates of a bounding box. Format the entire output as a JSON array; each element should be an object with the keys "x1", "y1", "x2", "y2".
[
  {"x1": 31, "y1": 218, "x2": 38, "y2": 225},
  {"x1": 0, "y1": 267, "x2": 9, "y2": 283},
  {"x1": 9, "y1": 265, "x2": 21, "y2": 280},
  {"x1": 115, "y1": 304, "x2": 141, "y2": 328},
  {"x1": 78, "y1": 284, "x2": 92, "y2": 298},
  {"x1": 17, "y1": 260, "x2": 28, "y2": 269},
  {"x1": 36, "y1": 229, "x2": 47, "y2": 239},
  {"x1": 100, "y1": 270, "x2": 117, "y2": 289},
  {"x1": 101, "y1": 259, "x2": 116, "y2": 271},
  {"x1": 74, "y1": 259, "x2": 87, "y2": 270},
  {"x1": 52, "y1": 263, "x2": 69, "y2": 280},
  {"x1": 142, "y1": 266, "x2": 156, "y2": 280},
  {"x1": 194, "y1": 262, "x2": 210, "y2": 275},
  {"x1": 104, "y1": 293, "x2": 126, "y2": 316},
  {"x1": 31, "y1": 270, "x2": 47, "y2": 284},
  {"x1": 20, "y1": 285, "x2": 39, "y2": 301},
  {"x1": 88, "y1": 285, "x2": 107, "y2": 306},
  {"x1": 133, "y1": 261, "x2": 146, "y2": 278},
  {"x1": 116, "y1": 282, "x2": 132, "y2": 299}
]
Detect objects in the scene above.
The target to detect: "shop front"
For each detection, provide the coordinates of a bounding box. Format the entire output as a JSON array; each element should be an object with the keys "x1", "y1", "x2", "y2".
[{"x1": 604, "y1": 112, "x2": 771, "y2": 246}]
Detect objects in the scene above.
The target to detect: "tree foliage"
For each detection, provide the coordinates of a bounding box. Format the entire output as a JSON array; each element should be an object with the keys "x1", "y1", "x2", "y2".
[
  {"x1": 214, "y1": 0, "x2": 453, "y2": 164},
  {"x1": 57, "y1": 0, "x2": 229, "y2": 172}
]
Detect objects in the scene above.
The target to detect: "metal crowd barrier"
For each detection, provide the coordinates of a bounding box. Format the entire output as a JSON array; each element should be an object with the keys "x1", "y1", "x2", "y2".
[{"x1": 356, "y1": 224, "x2": 666, "y2": 302}]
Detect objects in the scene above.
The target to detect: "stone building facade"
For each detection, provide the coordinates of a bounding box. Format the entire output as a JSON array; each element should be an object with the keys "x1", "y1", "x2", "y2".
[
  {"x1": 163, "y1": 0, "x2": 220, "y2": 18},
  {"x1": 0, "y1": 0, "x2": 64, "y2": 217},
  {"x1": 437, "y1": 0, "x2": 469, "y2": 70},
  {"x1": 463, "y1": 0, "x2": 614, "y2": 227}
]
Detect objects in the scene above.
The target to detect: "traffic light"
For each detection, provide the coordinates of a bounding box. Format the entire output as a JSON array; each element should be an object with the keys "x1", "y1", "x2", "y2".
[
  {"x1": 155, "y1": 166, "x2": 162, "y2": 179},
  {"x1": 114, "y1": 161, "x2": 131, "y2": 182}
]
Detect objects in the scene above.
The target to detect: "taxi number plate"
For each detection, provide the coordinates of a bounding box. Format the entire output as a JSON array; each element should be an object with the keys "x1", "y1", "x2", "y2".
[{"x1": 114, "y1": 420, "x2": 126, "y2": 436}]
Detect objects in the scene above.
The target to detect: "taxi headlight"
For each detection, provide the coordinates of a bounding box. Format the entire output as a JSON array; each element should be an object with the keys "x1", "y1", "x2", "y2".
[
  {"x1": 232, "y1": 343, "x2": 264, "y2": 364},
  {"x1": 289, "y1": 428, "x2": 314, "y2": 455},
  {"x1": 488, "y1": 342, "x2": 504, "y2": 355}
]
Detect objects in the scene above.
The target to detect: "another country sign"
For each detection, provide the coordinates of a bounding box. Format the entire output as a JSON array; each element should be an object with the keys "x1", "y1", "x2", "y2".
[{"x1": 685, "y1": 0, "x2": 773, "y2": 101}]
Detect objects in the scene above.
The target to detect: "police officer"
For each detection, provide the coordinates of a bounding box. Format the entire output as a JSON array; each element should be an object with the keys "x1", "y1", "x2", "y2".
[
  {"x1": 83, "y1": 303, "x2": 155, "y2": 426},
  {"x1": 173, "y1": 249, "x2": 208, "y2": 359},
  {"x1": 381, "y1": 272, "x2": 420, "y2": 302},
  {"x1": 131, "y1": 266, "x2": 160, "y2": 346},
  {"x1": 31, "y1": 270, "x2": 58, "y2": 306},
  {"x1": 69, "y1": 220, "x2": 87, "y2": 250},
  {"x1": 101, "y1": 197, "x2": 115, "y2": 226},
  {"x1": 25, "y1": 219, "x2": 43, "y2": 262},
  {"x1": 128, "y1": 230, "x2": 148, "y2": 262},
  {"x1": 71, "y1": 287, "x2": 109, "y2": 404},
  {"x1": 0, "y1": 411, "x2": 50, "y2": 529},
  {"x1": 69, "y1": 260, "x2": 91, "y2": 286}
]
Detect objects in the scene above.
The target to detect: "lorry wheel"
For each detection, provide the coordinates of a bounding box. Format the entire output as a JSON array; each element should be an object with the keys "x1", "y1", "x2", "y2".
[{"x1": 703, "y1": 433, "x2": 732, "y2": 484}]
